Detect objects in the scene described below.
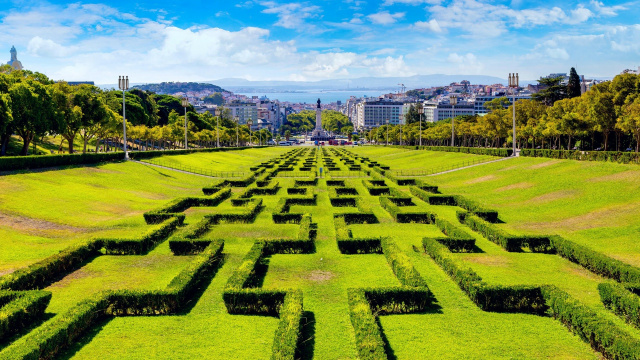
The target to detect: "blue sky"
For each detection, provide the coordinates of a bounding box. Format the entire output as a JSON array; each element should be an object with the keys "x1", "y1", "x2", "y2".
[{"x1": 0, "y1": 0, "x2": 638, "y2": 84}]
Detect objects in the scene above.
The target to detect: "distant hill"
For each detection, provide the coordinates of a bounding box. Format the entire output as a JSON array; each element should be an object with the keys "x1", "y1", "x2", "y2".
[{"x1": 132, "y1": 82, "x2": 228, "y2": 95}]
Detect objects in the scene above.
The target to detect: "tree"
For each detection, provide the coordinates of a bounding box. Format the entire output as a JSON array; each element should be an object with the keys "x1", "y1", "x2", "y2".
[
  {"x1": 9, "y1": 80, "x2": 53, "y2": 155},
  {"x1": 284, "y1": 130, "x2": 291, "y2": 141},
  {"x1": 618, "y1": 99, "x2": 640, "y2": 152},
  {"x1": 51, "y1": 82, "x2": 83, "y2": 153},
  {"x1": 567, "y1": 67, "x2": 582, "y2": 98},
  {"x1": 584, "y1": 89, "x2": 616, "y2": 150},
  {"x1": 202, "y1": 92, "x2": 224, "y2": 105},
  {"x1": 532, "y1": 75, "x2": 567, "y2": 106},
  {"x1": 404, "y1": 104, "x2": 422, "y2": 124}
]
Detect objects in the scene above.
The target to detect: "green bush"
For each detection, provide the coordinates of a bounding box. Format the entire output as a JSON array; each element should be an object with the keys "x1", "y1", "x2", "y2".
[
  {"x1": 0, "y1": 292, "x2": 111, "y2": 360},
  {"x1": 423, "y1": 238, "x2": 546, "y2": 313},
  {"x1": 103, "y1": 216, "x2": 183, "y2": 255},
  {"x1": 169, "y1": 239, "x2": 213, "y2": 255},
  {"x1": 0, "y1": 239, "x2": 103, "y2": 290},
  {"x1": 598, "y1": 283, "x2": 640, "y2": 329},
  {"x1": 521, "y1": 149, "x2": 640, "y2": 164},
  {"x1": 543, "y1": 285, "x2": 640, "y2": 359},
  {"x1": 379, "y1": 197, "x2": 433, "y2": 224},
  {"x1": 347, "y1": 288, "x2": 387, "y2": 360},
  {"x1": 0, "y1": 147, "x2": 257, "y2": 172},
  {"x1": 144, "y1": 188, "x2": 231, "y2": 224},
  {"x1": 381, "y1": 238, "x2": 430, "y2": 288},
  {"x1": 271, "y1": 290, "x2": 304, "y2": 360},
  {"x1": 432, "y1": 217, "x2": 476, "y2": 252},
  {"x1": 0, "y1": 290, "x2": 52, "y2": 341},
  {"x1": 415, "y1": 146, "x2": 512, "y2": 157},
  {"x1": 551, "y1": 236, "x2": 640, "y2": 283},
  {"x1": 460, "y1": 213, "x2": 553, "y2": 253}
]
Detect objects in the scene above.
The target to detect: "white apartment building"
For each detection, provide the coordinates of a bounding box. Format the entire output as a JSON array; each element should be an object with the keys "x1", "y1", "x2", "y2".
[
  {"x1": 474, "y1": 94, "x2": 532, "y2": 115},
  {"x1": 226, "y1": 102, "x2": 258, "y2": 125},
  {"x1": 422, "y1": 101, "x2": 475, "y2": 123},
  {"x1": 354, "y1": 100, "x2": 404, "y2": 129}
]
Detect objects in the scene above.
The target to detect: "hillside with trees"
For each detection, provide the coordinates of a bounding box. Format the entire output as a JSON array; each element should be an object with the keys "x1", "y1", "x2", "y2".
[{"x1": 132, "y1": 82, "x2": 227, "y2": 95}]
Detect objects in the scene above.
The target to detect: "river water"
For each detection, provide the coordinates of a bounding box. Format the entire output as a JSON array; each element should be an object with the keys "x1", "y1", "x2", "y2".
[{"x1": 236, "y1": 90, "x2": 397, "y2": 104}]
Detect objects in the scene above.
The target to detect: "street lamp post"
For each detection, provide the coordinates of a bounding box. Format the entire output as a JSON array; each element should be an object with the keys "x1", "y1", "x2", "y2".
[
  {"x1": 418, "y1": 105, "x2": 424, "y2": 147},
  {"x1": 214, "y1": 108, "x2": 221, "y2": 148},
  {"x1": 449, "y1": 95, "x2": 457, "y2": 147},
  {"x1": 181, "y1": 98, "x2": 189, "y2": 149},
  {"x1": 508, "y1": 73, "x2": 519, "y2": 156},
  {"x1": 386, "y1": 118, "x2": 389, "y2": 146},
  {"x1": 118, "y1": 76, "x2": 129, "y2": 160},
  {"x1": 247, "y1": 119, "x2": 253, "y2": 146},
  {"x1": 235, "y1": 116, "x2": 239, "y2": 147}
]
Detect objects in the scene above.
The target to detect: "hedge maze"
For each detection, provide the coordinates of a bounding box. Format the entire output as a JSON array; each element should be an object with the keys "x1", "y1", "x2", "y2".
[{"x1": 3, "y1": 146, "x2": 640, "y2": 359}]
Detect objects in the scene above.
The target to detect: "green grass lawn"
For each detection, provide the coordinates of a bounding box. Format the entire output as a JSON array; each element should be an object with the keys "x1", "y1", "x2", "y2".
[
  {"x1": 6, "y1": 146, "x2": 640, "y2": 359},
  {"x1": 141, "y1": 146, "x2": 291, "y2": 172},
  {"x1": 0, "y1": 158, "x2": 226, "y2": 274}
]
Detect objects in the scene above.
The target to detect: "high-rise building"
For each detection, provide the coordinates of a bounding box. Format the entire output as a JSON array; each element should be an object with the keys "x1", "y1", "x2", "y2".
[{"x1": 354, "y1": 99, "x2": 403, "y2": 129}]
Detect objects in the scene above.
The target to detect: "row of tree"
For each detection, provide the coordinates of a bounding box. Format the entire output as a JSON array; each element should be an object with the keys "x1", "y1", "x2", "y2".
[
  {"x1": 0, "y1": 65, "x2": 277, "y2": 156},
  {"x1": 391, "y1": 71, "x2": 640, "y2": 152},
  {"x1": 282, "y1": 110, "x2": 353, "y2": 137}
]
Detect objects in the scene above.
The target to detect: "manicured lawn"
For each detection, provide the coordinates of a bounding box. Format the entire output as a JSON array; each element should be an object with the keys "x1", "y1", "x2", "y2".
[{"x1": 7, "y1": 146, "x2": 640, "y2": 359}]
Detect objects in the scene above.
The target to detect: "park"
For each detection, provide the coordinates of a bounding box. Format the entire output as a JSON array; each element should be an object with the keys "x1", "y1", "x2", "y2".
[{"x1": 0, "y1": 145, "x2": 640, "y2": 359}]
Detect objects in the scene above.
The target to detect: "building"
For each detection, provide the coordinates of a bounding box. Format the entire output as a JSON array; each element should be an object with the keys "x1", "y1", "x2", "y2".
[
  {"x1": 7, "y1": 46, "x2": 23, "y2": 71},
  {"x1": 423, "y1": 100, "x2": 475, "y2": 123},
  {"x1": 354, "y1": 99, "x2": 403, "y2": 129},
  {"x1": 226, "y1": 101, "x2": 258, "y2": 125},
  {"x1": 474, "y1": 94, "x2": 531, "y2": 115}
]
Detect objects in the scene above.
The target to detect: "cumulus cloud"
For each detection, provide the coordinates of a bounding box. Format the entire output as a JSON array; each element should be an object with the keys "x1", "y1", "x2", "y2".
[
  {"x1": 447, "y1": 52, "x2": 484, "y2": 73},
  {"x1": 260, "y1": 2, "x2": 321, "y2": 29},
  {"x1": 27, "y1": 36, "x2": 74, "y2": 57},
  {"x1": 367, "y1": 11, "x2": 405, "y2": 25},
  {"x1": 414, "y1": 19, "x2": 442, "y2": 33}
]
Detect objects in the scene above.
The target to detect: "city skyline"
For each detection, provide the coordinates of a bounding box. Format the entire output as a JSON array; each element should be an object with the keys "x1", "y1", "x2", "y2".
[{"x1": 0, "y1": 0, "x2": 638, "y2": 84}]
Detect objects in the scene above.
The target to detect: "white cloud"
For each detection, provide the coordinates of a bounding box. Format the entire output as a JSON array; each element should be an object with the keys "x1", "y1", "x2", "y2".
[
  {"x1": 367, "y1": 11, "x2": 405, "y2": 25},
  {"x1": 382, "y1": 0, "x2": 441, "y2": 5},
  {"x1": 414, "y1": 19, "x2": 442, "y2": 33},
  {"x1": 27, "y1": 36, "x2": 74, "y2": 58},
  {"x1": 260, "y1": 2, "x2": 321, "y2": 29},
  {"x1": 447, "y1": 52, "x2": 483, "y2": 73}
]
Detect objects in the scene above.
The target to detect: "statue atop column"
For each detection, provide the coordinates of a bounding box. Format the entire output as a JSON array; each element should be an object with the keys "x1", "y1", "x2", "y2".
[
  {"x1": 7, "y1": 46, "x2": 23, "y2": 71},
  {"x1": 309, "y1": 98, "x2": 334, "y2": 142}
]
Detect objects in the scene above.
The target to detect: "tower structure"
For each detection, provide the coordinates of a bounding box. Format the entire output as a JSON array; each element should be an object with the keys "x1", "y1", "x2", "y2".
[
  {"x1": 7, "y1": 46, "x2": 23, "y2": 71},
  {"x1": 309, "y1": 98, "x2": 334, "y2": 141}
]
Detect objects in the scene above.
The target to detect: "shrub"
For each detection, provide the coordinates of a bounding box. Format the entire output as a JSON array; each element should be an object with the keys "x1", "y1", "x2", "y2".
[
  {"x1": 271, "y1": 290, "x2": 304, "y2": 360},
  {"x1": 460, "y1": 213, "x2": 553, "y2": 253},
  {"x1": 0, "y1": 290, "x2": 52, "y2": 341},
  {"x1": 423, "y1": 238, "x2": 546, "y2": 313},
  {"x1": 380, "y1": 238, "x2": 430, "y2": 288},
  {"x1": 347, "y1": 289, "x2": 387, "y2": 360},
  {"x1": 144, "y1": 188, "x2": 231, "y2": 224},
  {"x1": 379, "y1": 197, "x2": 433, "y2": 224},
  {"x1": 543, "y1": 285, "x2": 640, "y2": 359},
  {"x1": 551, "y1": 236, "x2": 640, "y2": 283},
  {"x1": 599, "y1": 283, "x2": 640, "y2": 329},
  {"x1": 0, "y1": 239, "x2": 103, "y2": 290},
  {"x1": 521, "y1": 149, "x2": 640, "y2": 164},
  {"x1": 417, "y1": 146, "x2": 512, "y2": 157},
  {"x1": 103, "y1": 216, "x2": 183, "y2": 255}
]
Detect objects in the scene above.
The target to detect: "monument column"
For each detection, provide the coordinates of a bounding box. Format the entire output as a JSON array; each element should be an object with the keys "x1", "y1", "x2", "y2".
[{"x1": 315, "y1": 98, "x2": 322, "y2": 131}]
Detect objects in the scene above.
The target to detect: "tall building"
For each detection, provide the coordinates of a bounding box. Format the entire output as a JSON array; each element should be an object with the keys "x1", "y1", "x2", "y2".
[
  {"x1": 423, "y1": 101, "x2": 474, "y2": 123},
  {"x1": 354, "y1": 99, "x2": 403, "y2": 129},
  {"x1": 7, "y1": 46, "x2": 23, "y2": 71},
  {"x1": 226, "y1": 101, "x2": 258, "y2": 124}
]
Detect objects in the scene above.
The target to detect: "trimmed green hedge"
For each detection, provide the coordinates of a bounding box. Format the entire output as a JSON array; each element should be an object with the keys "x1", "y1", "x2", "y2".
[
  {"x1": 0, "y1": 240, "x2": 225, "y2": 360},
  {"x1": 550, "y1": 236, "x2": 640, "y2": 283},
  {"x1": 334, "y1": 216, "x2": 382, "y2": 254},
  {"x1": 543, "y1": 285, "x2": 640, "y2": 359},
  {"x1": 599, "y1": 283, "x2": 640, "y2": 329},
  {"x1": 271, "y1": 290, "x2": 304, "y2": 360},
  {"x1": 410, "y1": 146, "x2": 512, "y2": 157},
  {"x1": 423, "y1": 238, "x2": 546, "y2": 313},
  {"x1": 432, "y1": 217, "x2": 476, "y2": 252},
  {"x1": 521, "y1": 149, "x2": 640, "y2": 164},
  {"x1": 102, "y1": 215, "x2": 183, "y2": 255},
  {"x1": 379, "y1": 197, "x2": 434, "y2": 224},
  {"x1": 0, "y1": 239, "x2": 103, "y2": 290},
  {"x1": 0, "y1": 147, "x2": 259, "y2": 172},
  {"x1": 144, "y1": 188, "x2": 231, "y2": 224},
  {"x1": 0, "y1": 290, "x2": 52, "y2": 341},
  {"x1": 459, "y1": 212, "x2": 553, "y2": 253},
  {"x1": 410, "y1": 187, "x2": 499, "y2": 223}
]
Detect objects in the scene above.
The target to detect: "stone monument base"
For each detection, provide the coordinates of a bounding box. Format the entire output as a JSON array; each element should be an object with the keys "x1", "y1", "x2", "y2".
[{"x1": 310, "y1": 130, "x2": 334, "y2": 141}]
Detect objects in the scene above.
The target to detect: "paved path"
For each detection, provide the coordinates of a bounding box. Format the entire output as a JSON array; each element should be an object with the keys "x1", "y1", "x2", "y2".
[
  {"x1": 130, "y1": 160, "x2": 219, "y2": 179},
  {"x1": 427, "y1": 156, "x2": 515, "y2": 176}
]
